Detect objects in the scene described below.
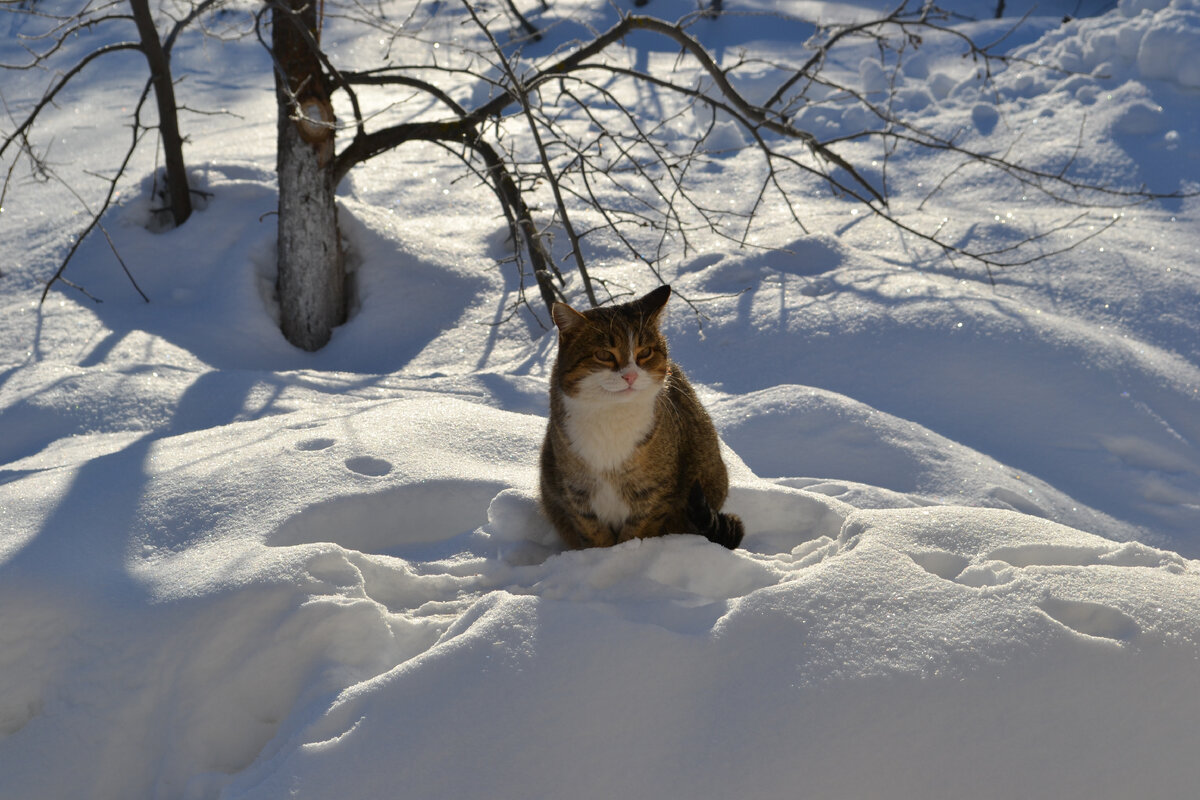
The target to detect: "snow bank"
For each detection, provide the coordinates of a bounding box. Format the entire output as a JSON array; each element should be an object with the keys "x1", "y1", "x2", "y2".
[
  {"x1": 6, "y1": 385, "x2": 1198, "y2": 799},
  {"x1": 223, "y1": 505, "x2": 1200, "y2": 800}
]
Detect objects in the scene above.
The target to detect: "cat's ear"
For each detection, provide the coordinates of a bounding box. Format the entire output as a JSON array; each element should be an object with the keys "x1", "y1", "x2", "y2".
[
  {"x1": 551, "y1": 302, "x2": 588, "y2": 335},
  {"x1": 637, "y1": 284, "x2": 671, "y2": 319}
]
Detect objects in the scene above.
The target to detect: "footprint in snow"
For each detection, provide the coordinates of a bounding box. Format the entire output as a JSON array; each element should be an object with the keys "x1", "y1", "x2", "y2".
[
  {"x1": 1039, "y1": 597, "x2": 1140, "y2": 642},
  {"x1": 295, "y1": 437, "x2": 336, "y2": 451},
  {"x1": 291, "y1": 434, "x2": 392, "y2": 477},
  {"x1": 344, "y1": 456, "x2": 393, "y2": 477},
  {"x1": 905, "y1": 542, "x2": 1157, "y2": 643}
]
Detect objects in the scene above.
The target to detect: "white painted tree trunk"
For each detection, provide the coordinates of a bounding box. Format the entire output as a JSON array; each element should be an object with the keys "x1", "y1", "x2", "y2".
[
  {"x1": 276, "y1": 118, "x2": 344, "y2": 351},
  {"x1": 273, "y1": 0, "x2": 345, "y2": 352}
]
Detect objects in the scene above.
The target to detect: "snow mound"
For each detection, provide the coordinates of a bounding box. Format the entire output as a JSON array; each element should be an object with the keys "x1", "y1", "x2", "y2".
[
  {"x1": 1008, "y1": 0, "x2": 1200, "y2": 94},
  {"x1": 4, "y1": 380, "x2": 1200, "y2": 799},
  {"x1": 222, "y1": 507, "x2": 1200, "y2": 800}
]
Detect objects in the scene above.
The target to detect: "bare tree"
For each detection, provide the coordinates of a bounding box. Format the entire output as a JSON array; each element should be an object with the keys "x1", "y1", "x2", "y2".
[
  {"x1": 129, "y1": 0, "x2": 192, "y2": 225},
  {"x1": 1, "y1": 0, "x2": 224, "y2": 301},
  {"x1": 270, "y1": 0, "x2": 345, "y2": 350},
  {"x1": 259, "y1": 0, "x2": 1188, "y2": 347},
  {"x1": 8, "y1": 0, "x2": 1187, "y2": 348}
]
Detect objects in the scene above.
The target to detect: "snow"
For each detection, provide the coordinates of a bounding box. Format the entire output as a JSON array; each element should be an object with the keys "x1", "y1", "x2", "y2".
[{"x1": 2, "y1": 0, "x2": 1200, "y2": 797}]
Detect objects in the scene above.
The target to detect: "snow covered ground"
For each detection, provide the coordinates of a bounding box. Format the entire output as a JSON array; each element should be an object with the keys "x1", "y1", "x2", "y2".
[{"x1": 2, "y1": 0, "x2": 1200, "y2": 797}]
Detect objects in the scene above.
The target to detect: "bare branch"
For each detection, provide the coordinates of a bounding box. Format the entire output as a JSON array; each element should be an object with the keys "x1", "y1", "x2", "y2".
[
  {"x1": 39, "y1": 83, "x2": 155, "y2": 304},
  {"x1": 1, "y1": 42, "x2": 143, "y2": 161}
]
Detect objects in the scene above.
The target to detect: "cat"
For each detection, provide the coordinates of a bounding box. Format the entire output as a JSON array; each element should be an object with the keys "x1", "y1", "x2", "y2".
[{"x1": 539, "y1": 284, "x2": 744, "y2": 550}]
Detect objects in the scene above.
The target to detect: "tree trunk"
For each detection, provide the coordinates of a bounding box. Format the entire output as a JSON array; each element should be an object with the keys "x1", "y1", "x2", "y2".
[
  {"x1": 129, "y1": 0, "x2": 192, "y2": 227},
  {"x1": 272, "y1": 0, "x2": 345, "y2": 351}
]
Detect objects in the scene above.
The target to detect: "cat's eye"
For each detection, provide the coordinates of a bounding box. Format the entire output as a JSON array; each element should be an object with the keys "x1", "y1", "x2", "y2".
[
  {"x1": 594, "y1": 350, "x2": 617, "y2": 363},
  {"x1": 636, "y1": 347, "x2": 654, "y2": 361}
]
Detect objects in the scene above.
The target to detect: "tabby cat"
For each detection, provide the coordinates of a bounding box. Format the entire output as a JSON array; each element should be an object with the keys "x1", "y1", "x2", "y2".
[{"x1": 539, "y1": 285, "x2": 744, "y2": 550}]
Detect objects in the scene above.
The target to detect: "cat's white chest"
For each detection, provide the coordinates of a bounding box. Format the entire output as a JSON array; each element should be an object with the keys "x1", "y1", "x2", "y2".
[
  {"x1": 562, "y1": 392, "x2": 658, "y2": 530},
  {"x1": 562, "y1": 391, "x2": 657, "y2": 473},
  {"x1": 564, "y1": 395, "x2": 657, "y2": 529},
  {"x1": 590, "y1": 478, "x2": 630, "y2": 530}
]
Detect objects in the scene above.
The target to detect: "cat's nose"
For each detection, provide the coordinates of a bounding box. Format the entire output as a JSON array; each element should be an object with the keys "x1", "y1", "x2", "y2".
[{"x1": 621, "y1": 370, "x2": 637, "y2": 387}]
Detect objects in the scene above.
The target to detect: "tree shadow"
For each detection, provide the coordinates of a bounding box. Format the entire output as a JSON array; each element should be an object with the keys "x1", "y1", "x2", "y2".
[
  {"x1": 53, "y1": 169, "x2": 489, "y2": 375},
  {"x1": 0, "y1": 367, "x2": 297, "y2": 590}
]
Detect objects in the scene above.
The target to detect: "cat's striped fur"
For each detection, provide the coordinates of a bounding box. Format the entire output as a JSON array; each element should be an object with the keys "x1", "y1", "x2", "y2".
[{"x1": 539, "y1": 285, "x2": 744, "y2": 549}]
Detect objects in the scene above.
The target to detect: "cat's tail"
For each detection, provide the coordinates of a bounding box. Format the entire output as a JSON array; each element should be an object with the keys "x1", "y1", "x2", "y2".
[{"x1": 686, "y1": 482, "x2": 745, "y2": 550}]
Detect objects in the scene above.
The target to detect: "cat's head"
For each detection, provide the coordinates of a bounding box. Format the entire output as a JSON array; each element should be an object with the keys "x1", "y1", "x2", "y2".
[{"x1": 551, "y1": 285, "x2": 672, "y2": 403}]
